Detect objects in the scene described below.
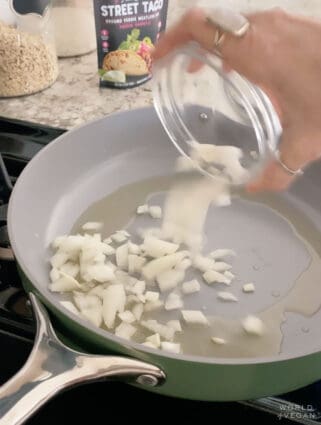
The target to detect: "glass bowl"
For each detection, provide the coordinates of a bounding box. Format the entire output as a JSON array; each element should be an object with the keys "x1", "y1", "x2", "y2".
[{"x1": 152, "y1": 42, "x2": 282, "y2": 185}]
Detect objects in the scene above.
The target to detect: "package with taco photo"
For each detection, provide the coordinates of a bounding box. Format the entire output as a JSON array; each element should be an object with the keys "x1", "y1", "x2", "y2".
[{"x1": 93, "y1": 0, "x2": 169, "y2": 89}]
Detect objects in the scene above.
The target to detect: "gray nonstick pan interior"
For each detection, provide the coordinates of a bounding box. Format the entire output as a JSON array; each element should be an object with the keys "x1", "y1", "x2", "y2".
[{"x1": 8, "y1": 106, "x2": 321, "y2": 363}]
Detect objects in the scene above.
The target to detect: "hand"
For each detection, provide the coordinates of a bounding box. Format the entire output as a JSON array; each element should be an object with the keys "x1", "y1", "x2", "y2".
[{"x1": 153, "y1": 8, "x2": 321, "y2": 192}]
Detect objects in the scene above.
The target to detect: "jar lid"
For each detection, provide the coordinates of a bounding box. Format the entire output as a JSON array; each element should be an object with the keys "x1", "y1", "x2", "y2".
[{"x1": 152, "y1": 43, "x2": 282, "y2": 185}]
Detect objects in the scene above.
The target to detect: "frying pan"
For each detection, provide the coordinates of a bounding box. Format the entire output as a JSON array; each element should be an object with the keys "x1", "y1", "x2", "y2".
[{"x1": 1, "y1": 106, "x2": 321, "y2": 424}]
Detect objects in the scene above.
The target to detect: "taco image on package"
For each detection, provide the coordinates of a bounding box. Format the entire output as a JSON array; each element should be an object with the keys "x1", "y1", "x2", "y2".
[{"x1": 103, "y1": 50, "x2": 149, "y2": 76}]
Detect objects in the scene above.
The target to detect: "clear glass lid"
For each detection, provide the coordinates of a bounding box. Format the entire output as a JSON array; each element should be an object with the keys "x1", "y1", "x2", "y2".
[{"x1": 152, "y1": 43, "x2": 282, "y2": 185}]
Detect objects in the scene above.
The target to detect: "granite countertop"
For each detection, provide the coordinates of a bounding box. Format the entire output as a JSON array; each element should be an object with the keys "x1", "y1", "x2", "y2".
[
  {"x1": 0, "y1": 52, "x2": 154, "y2": 130},
  {"x1": 0, "y1": 1, "x2": 191, "y2": 130}
]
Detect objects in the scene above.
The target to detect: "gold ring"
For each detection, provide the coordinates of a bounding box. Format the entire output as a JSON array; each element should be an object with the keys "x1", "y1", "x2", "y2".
[
  {"x1": 275, "y1": 150, "x2": 304, "y2": 177},
  {"x1": 213, "y1": 27, "x2": 226, "y2": 56},
  {"x1": 206, "y1": 8, "x2": 250, "y2": 56}
]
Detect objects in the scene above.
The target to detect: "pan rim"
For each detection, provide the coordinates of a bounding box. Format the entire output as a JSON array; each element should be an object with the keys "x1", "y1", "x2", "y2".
[{"x1": 7, "y1": 106, "x2": 321, "y2": 366}]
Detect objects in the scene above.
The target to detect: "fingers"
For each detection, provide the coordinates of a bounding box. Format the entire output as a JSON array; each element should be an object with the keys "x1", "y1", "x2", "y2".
[
  {"x1": 246, "y1": 160, "x2": 296, "y2": 193},
  {"x1": 246, "y1": 132, "x2": 309, "y2": 193},
  {"x1": 153, "y1": 7, "x2": 252, "y2": 61}
]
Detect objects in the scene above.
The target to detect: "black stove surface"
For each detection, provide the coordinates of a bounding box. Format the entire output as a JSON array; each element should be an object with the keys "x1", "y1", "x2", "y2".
[{"x1": 0, "y1": 115, "x2": 320, "y2": 425}]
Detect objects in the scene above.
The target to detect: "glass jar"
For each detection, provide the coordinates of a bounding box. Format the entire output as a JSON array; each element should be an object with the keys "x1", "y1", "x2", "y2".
[
  {"x1": 0, "y1": 0, "x2": 59, "y2": 98},
  {"x1": 152, "y1": 43, "x2": 281, "y2": 185},
  {"x1": 52, "y1": 0, "x2": 96, "y2": 57}
]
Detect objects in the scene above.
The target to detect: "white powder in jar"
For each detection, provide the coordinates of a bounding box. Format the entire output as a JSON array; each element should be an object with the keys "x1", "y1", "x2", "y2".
[{"x1": 52, "y1": 7, "x2": 97, "y2": 57}]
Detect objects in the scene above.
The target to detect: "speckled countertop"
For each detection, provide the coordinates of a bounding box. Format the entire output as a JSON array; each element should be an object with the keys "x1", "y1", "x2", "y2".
[{"x1": 0, "y1": 1, "x2": 191, "y2": 130}]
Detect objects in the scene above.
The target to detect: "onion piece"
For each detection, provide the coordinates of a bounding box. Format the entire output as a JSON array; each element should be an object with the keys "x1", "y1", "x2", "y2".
[
  {"x1": 115, "y1": 322, "x2": 137, "y2": 340},
  {"x1": 193, "y1": 255, "x2": 214, "y2": 272},
  {"x1": 212, "y1": 262, "x2": 232, "y2": 272},
  {"x1": 128, "y1": 242, "x2": 141, "y2": 255},
  {"x1": 52, "y1": 235, "x2": 67, "y2": 250},
  {"x1": 142, "y1": 341, "x2": 157, "y2": 348},
  {"x1": 50, "y1": 268, "x2": 60, "y2": 282},
  {"x1": 181, "y1": 310, "x2": 209, "y2": 326},
  {"x1": 114, "y1": 270, "x2": 136, "y2": 286},
  {"x1": 181, "y1": 279, "x2": 201, "y2": 295},
  {"x1": 102, "y1": 284, "x2": 126, "y2": 329},
  {"x1": 60, "y1": 300, "x2": 80, "y2": 316},
  {"x1": 88, "y1": 285, "x2": 105, "y2": 299},
  {"x1": 49, "y1": 275, "x2": 80, "y2": 292},
  {"x1": 73, "y1": 293, "x2": 103, "y2": 327},
  {"x1": 217, "y1": 291, "x2": 238, "y2": 302},
  {"x1": 145, "y1": 291, "x2": 160, "y2": 302},
  {"x1": 156, "y1": 269, "x2": 185, "y2": 293},
  {"x1": 132, "y1": 303, "x2": 144, "y2": 321},
  {"x1": 60, "y1": 262, "x2": 79, "y2": 278},
  {"x1": 140, "y1": 320, "x2": 175, "y2": 341},
  {"x1": 111, "y1": 233, "x2": 128, "y2": 244},
  {"x1": 146, "y1": 333, "x2": 161, "y2": 348},
  {"x1": 211, "y1": 337, "x2": 226, "y2": 345},
  {"x1": 103, "y1": 237, "x2": 113, "y2": 244},
  {"x1": 161, "y1": 342, "x2": 181, "y2": 354},
  {"x1": 142, "y1": 251, "x2": 188, "y2": 281},
  {"x1": 85, "y1": 264, "x2": 115, "y2": 283},
  {"x1": 144, "y1": 300, "x2": 164, "y2": 312},
  {"x1": 116, "y1": 243, "x2": 129, "y2": 270},
  {"x1": 209, "y1": 249, "x2": 236, "y2": 260},
  {"x1": 143, "y1": 236, "x2": 179, "y2": 258},
  {"x1": 149, "y1": 206, "x2": 162, "y2": 219},
  {"x1": 224, "y1": 271, "x2": 235, "y2": 280},
  {"x1": 101, "y1": 243, "x2": 115, "y2": 256},
  {"x1": 128, "y1": 254, "x2": 146, "y2": 274},
  {"x1": 118, "y1": 310, "x2": 136, "y2": 323},
  {"x1": 126, "y1": 295, "x2": 140, "y2": 306},
  {"x1": 82, "y1": 222, "x2": 103, "y2": 231},
  {"x1": 50, "y1": 250, "x2": 69, "y2": 269},
  {"x1": 167, "y1": 320, "x2": 182, "y2": 332},
  {"x1": 243, "y1": 283, "x2": 255, "y2": 293},
  {"x1": 242, "y1": 315, "x2": 264, "y2": 336},
  {"x1": 81, "y1": 307, "x2": 103, "y2": 328},
  {"x1": 164, "y1": 293, "x2": 183, "y2": 311},
  {"x1": 176, "y1": 258, "x2": 192, "y2": 271},
  {"x1": 57, "y1": 235, "x2": 84, "y2": 253},
  {"x1": 137, "y1": 204, "x2": 149, "y2": 215},
  {"x1": 203, "y1": 270, "x2": 231, "y2": 285},
  {"x1": 130, "y1": 280, "x2": 146, "y2": 296}
]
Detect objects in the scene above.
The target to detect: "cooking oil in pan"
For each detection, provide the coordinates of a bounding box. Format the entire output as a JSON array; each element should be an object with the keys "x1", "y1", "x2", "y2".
[{"x1": 73, "y1": 177, "x2": 321, "y2": 358}]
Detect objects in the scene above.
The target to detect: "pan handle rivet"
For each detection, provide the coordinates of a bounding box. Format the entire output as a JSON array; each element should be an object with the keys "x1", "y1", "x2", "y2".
[
  {"x1": 136, "y1": 374, "x2": 159, "y2": 387},
  {"x1": 199, "y1": 112, "x2": 208, "y2": 122}
]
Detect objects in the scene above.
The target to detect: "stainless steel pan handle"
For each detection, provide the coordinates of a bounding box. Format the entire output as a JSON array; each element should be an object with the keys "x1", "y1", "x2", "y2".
[{"x1": 0, "y1": 294, "x2": 165, "y2": 425}]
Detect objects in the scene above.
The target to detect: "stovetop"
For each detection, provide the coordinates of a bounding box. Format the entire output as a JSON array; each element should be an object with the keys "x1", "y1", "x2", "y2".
[{"x1": 0, "y1": 115, "x2": 321, "y2": 425}]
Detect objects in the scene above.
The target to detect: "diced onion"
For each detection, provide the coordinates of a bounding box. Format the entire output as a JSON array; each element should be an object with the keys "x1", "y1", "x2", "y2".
[
  {"x1": 149, "y1": 206, "x2": 162, "y2": 219},
  {"x1": 167, "y1": 320, "x2": 182, "y2": 332},
  {"x1": 243, "y1": 283, "x2": 255, "y2": 293},
  {"x1": 203, "y1": 270, "x2": 231, "y2": 285},
  {"x1": 161, "y1": 342, "x2": 181, "y2": 354},
  {"x1": 82, "y1": 222, "x2": 103, "y2": 231},
  {"x1": 115, "y1": 322, "x2": 137, "y2": 340},
  {"x1": 164, "y1": 293, "x2": 183, "y2": 311},
  {"x1": 210, "y1": 249, "x2": 236, "y2": 260},
  {"x1": 143, "y1": 236, "x2": 179, "y2": 258},
  {"x1": 217, "y1": 291, "x2": 238, "y2": 302},
  {"x1": 156, "y1": 269, "x2": 185, "y2": 293},
  {"x1": 242, "y1": 315, "x2": 264, "y2": 336},
  {"x1": 181, "y1": 310, "x2": 208, "y2": 326},
  {"x1": 146, "y1": 333, "x2": 161, "y2": 348},
  {"x1": 212, "y1": 262, "x2": 232, "y2": 272},
  {"x1": 102, "y1": 284, "x2": 126, "y2": 329},
  {"x1": 181, "y1": 279, "x2": 201, "y2": 295},
  {"x1": 142, "y1": 251, "x2": 188, "y2": 281},
  {"x1": 211, "y1": 337, "x2": 226, "y2": 345},
  {"x1": 118, "y1": 310, "x2": 136, "y2": 323}
]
